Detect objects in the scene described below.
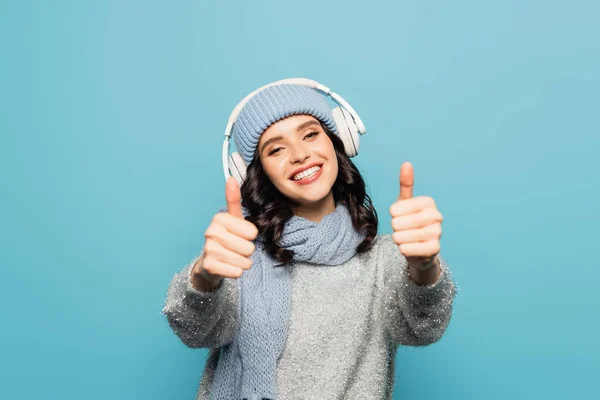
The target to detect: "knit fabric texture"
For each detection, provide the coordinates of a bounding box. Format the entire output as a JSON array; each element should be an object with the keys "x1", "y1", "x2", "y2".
[
  {"x1": 210, "y1": 203, "x2": 365, "y2": 399},
  {"x1": 232, "y1": 84, "x2": 339, "y2": 165},
  {"x1": 162, "y1": 234, "x2": 457, "y2": 399}
]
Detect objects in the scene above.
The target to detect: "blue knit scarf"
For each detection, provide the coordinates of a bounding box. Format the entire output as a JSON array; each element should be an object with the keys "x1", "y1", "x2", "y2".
[{"x1": 210, "y1": 204, "x2": 365, "y2": 400}]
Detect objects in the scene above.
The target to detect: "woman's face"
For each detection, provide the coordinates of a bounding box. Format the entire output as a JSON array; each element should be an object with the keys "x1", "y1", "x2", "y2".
[{"x1": 257, "y1": 114, "x2": 338, "y2": 207}]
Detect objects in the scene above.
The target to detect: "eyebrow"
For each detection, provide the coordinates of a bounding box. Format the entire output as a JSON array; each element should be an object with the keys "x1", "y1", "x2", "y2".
[
  {"x1": 296, "y1": 120, "x2": 320, "y2": 132},
  {"x1": 259, "y1": 120, "x2": 321, "y2": 154},
  {"x1": 259, "y1": 135, "x2": 284, "y2": 154}
]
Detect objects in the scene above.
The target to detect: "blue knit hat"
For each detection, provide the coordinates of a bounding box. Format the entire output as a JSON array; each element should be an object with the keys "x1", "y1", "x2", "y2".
[{"x1": 232, "y1": 84, "x2": 338, "y2": 164}]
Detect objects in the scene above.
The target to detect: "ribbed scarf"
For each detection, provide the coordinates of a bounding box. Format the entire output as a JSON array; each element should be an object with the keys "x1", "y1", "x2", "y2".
[{"x1": 210, "y1": 204, "x2": 365, "y2": 399}]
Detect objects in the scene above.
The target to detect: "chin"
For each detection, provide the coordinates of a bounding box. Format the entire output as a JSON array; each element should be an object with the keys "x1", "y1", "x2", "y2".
[{"x1": 295, "y1": 191, "x2": 332, "y2": 205}]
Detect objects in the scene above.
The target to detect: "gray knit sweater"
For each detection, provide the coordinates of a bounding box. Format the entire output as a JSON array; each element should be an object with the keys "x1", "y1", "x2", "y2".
[{"x1": 162, "y1": 234, "x2": 457, "y2": 400}]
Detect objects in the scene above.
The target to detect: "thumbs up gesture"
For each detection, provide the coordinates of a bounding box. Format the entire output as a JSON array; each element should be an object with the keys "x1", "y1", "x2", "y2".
[
  {"x1": 389, "y1": 162, "x2": 443, "y2": 269},
  {"x1": 191, "y1": 177, "x2": 259, "y2": 291}
]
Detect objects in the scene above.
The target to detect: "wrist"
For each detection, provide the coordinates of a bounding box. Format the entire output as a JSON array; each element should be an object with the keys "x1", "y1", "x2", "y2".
[
  {"x1": 407, "y1": 254, "x2": 437, "y2": 270},
  {"x1": 407, "y1": 255, "x2": 440, "y2": 285},
  {"x1": 191, "y1": 271, "x2": 222, "y2": 292},
  {"x1": 190, "y1": 256, "x2": 223, "y2": 292}
]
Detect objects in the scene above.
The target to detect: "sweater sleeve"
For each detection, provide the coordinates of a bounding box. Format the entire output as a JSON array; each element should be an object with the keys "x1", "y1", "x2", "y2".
[
  {"x1": 377, "y1": 234, "x2": 457, "y2": 347},
  {"x1": 161, "y1": 254, "x2": 241, "y2": 348}
]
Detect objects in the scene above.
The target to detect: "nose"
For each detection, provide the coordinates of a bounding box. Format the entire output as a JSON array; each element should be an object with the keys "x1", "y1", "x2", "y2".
[{"x1": 289, "y1": 142, "x2": 310, "y2": 164}]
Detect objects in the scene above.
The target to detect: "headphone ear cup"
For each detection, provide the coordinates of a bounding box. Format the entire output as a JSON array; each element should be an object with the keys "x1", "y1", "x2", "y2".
[
  {"x1": 228, "y1": 152, "x2": 247, "y2": 186},
  {"x1": 331, "y1": 107, "x2": 360, "y2": 157}
]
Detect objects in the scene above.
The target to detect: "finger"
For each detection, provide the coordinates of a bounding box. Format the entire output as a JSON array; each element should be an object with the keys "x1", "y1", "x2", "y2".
[
  {"x1": 391, "y1": 223, "x2": 442, "y2": 244},
  {"x1": 398, "y1": 240, "x2": 440, "y2": 258},
  {"x1": 391, "y1": 209, "x2": 443, "y2": 231},
  {"x1": 389, "y1": 196, "x2": 436, "y2": 217},
  {"x1": 201, "y1": 257, "x2": 244, "y2": 279},
  {"x1": 399, "y1": 162, "x2": 414, "y2": 201},
  {"x1": 205, "y1": 239, "x2": 253, "y2": 269},
  {"x1": 206, "y1": 224, "x2": 256, "y2": 257},
  {"x1": 226, "y1": 176, "x2": 243, "y2": 218},
  {"x1": 213, "y1": 213, "x2": 259, "y2": 241}
]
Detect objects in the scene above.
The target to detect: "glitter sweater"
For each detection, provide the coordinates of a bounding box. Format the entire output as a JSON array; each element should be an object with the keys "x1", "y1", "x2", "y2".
[{"x1": 162, "y1": 234, "x2": 457, "y2": 400}]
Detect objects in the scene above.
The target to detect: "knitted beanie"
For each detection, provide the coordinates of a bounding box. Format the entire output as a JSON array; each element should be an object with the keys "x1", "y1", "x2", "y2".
[{"x1": 232, "y1": 84, "x2": 338, "y2": 164}]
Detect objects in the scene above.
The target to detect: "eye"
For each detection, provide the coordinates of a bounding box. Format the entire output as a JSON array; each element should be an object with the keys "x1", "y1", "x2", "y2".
[
  {"x1": 304, "y1": 131, "x2": 319, "y2": 140},
  {"x1": 268, "y1": 147, "x2": 282, "y2": 156}
]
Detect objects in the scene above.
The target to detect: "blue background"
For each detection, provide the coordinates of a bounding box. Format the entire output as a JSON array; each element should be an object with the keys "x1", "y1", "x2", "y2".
[{"x1": 2, "y1": 1, "x2": 599, "y2": 399}]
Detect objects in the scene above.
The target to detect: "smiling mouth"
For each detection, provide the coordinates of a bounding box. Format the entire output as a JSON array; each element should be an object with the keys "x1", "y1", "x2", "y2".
[
  {"x1": 291, "y1": 165, "x2": 321, "y2": 181},
  {"x1": 289, "y1": 164, "x2": 324, "y2": 185}
]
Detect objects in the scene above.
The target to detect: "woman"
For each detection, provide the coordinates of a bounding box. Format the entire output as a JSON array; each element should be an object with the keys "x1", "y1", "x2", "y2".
[{"x1": 162, "y1": 82, "x2": 457, "y2": 400}]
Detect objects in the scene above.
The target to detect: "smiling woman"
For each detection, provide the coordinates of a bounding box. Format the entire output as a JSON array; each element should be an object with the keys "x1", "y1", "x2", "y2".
[
  {"x1": 161, "y1": 79, "x2": 457, "y2": 400},
  {"x1": 242, "y1": 114, "x2": 378, "y2": 264},
  {"x1": 258, "y1": 116, "x2": 339, "y2": 215}
]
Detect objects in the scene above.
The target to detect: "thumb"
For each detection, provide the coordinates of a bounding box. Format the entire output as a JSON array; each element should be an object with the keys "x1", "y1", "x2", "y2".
[
  {"x1": 399, "y1": 162, "x2": 414, "y2": 200},
  {"x1": 225, "y1": 177, "x2": 243, "y2": 218}
]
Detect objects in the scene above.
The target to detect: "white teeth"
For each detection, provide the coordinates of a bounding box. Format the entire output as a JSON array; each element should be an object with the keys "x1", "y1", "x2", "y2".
[{"x1": 292, "y1": 166, "x2": 321, "y2": 181}]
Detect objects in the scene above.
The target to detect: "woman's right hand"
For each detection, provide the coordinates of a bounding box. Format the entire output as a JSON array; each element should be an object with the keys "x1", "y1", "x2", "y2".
[{"x1": 191, "y1": 177, "x2": 259, "y2": 291}]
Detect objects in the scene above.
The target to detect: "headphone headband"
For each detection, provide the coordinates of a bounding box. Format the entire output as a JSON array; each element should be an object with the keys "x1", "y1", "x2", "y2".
[{"x1": 222, "y1": 78, "x2": 365, "y2": 181}]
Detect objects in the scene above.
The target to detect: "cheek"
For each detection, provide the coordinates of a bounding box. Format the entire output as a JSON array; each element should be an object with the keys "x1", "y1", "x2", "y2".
[
  {"x1": 261, "y1": 160, "x2": 276, "y2": 180},
  {"x1": 261, "y1": 159, "x2": 287, "y2": 186},
  {"x1": 325, "y1": 146, "x2": 338, "y2": 176},
  {"x1": 330, "y1": 156, "x2": 339, "y2": 180}
]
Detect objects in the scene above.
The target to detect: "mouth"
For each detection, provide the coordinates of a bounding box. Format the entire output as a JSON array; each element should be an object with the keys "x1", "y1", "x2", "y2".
[{"x1": 289, "y1": 163, "x2": 324, "y2": 185}]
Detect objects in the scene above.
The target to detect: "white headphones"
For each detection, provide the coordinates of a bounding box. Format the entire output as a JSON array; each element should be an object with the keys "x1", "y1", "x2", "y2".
[{"x1": 222, "y1": 78, "x2": 366, "y2": 185}]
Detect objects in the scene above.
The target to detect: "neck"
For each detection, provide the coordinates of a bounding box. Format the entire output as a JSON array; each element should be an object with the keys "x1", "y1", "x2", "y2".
[{"x1": 292, "y1": 191, "x2": 336, "y2": 223}]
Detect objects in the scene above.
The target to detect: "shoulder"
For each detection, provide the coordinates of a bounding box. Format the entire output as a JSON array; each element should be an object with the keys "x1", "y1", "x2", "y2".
[
  {"x1": 372, "y1": 233, "x2": 394, "y2": 249},
  {"x1": 358, "y1": 233, "x2": 405, "y2": 266},
  {"x1": 372, "y1": 233, "x2": 401, "y2": 255}
]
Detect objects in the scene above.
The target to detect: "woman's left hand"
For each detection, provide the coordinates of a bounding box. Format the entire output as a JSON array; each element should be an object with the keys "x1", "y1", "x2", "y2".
[{"x1": 389, "y1": 162, "x2": 443, "y2": 270}]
